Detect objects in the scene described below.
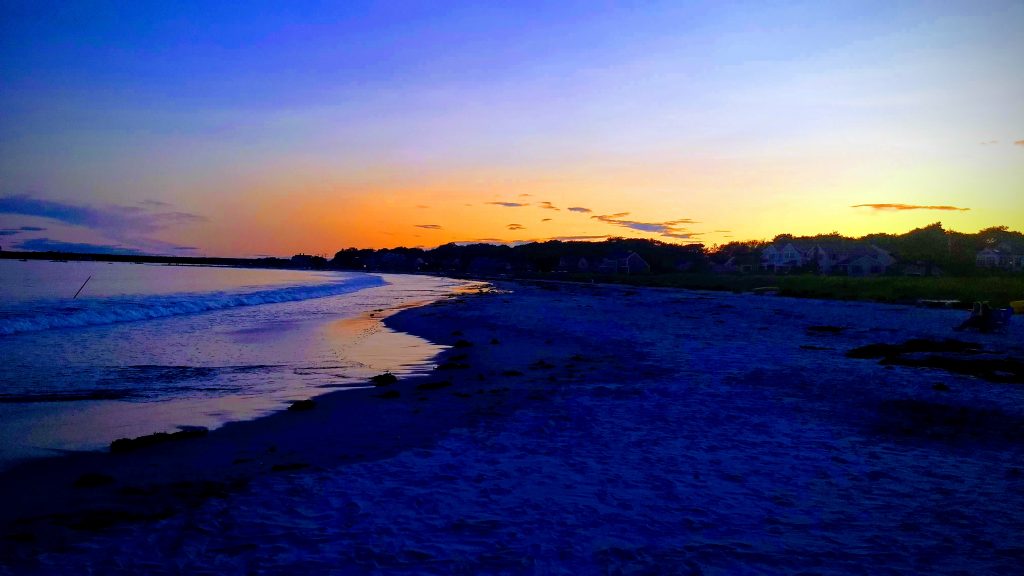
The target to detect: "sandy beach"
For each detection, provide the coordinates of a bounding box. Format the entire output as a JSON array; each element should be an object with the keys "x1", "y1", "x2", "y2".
[{"x1": 2, "y1": 280, "x2": 1023, "y2": 574}]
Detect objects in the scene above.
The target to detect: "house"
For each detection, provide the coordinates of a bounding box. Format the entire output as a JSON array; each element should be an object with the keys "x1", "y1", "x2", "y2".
[
  {"x1": 761, "y1": 242, "x2": 814, "y2": 272},
  {"x1": 813, "y1": 244, "x2": 895, "y2": 276},
  {"x1": 976, "y1": 246, "x2": 1024, "y2": 271},
  {"x1": 761, "y1": 241, "x2": 895, "y2": 275},
  {"x1": 557, "y1": 256, "x2": 590, "y2": 272},
  {"x1": 598, "y1": 251, "x2": 650, "y2": 274},
  {"x1": 717, "y1": 253, "x2": 760, "y2": 273}
]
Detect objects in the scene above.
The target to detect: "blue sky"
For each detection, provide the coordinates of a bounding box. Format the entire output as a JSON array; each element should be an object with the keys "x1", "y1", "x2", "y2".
[{"x1": 2, "y1": 1, "x2": 1022, "y2": 255}]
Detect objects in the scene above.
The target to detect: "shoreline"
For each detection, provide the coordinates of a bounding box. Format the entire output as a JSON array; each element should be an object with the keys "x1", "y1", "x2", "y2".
[
  {"x1": 2, "y1": 280, "x2": 1023, "y2": 572},
  {"x1": 0, "y1": 280, "x2": 625, "y2": 566}
]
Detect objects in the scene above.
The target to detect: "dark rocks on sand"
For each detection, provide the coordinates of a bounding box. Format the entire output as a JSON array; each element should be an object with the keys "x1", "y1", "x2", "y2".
[
  {"x1": 110, "y1": 427, "x2": 209, "y2": 453},
  {"x1": 376, "y1": 390, "x2": 401, "y2": 399},
  {"x1": 437, "y1": 362, "x2": 471, "y2": 370},
  {"x1": 73, "y1": 472, "x2": 116, "y2": 488},
  {"x1": 370, "y1": 372, "x2": 399, "y2": 386},
  {"x1": 847, "y1": 338, "x2": 1022, "y2": 384},
  {"x1": 846, "y1": 338, "x2": 982, "y2": 359},
  {"x1": 287, "y1": 399, "x2": 316, "y2": 411},
  {"x1": 876, "y1": 399, "x2": 1024, "y2": 441},
  {"x1": 416, "y1": 380, "x2": 453, "y2": 391},
  {"x1": 932, "y1": 383, "x2": 951, "y2": 391},
  {"x1": 453, "y1": 339, "x2": 474, "y2": 348},
  {"x1": 490, "y1": 338, "x2": 500, "y2": 345}
]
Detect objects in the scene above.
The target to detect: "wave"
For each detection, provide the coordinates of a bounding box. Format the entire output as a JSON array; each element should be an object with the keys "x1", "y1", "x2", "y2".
[{"x1": 0, "y1": 274, "x2": 386, "y2": 336}]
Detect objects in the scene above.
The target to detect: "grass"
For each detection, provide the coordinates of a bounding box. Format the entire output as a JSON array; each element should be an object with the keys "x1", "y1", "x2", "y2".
[{"x1": 555, "y1": 273, "x2": 1024, "y2": 307}]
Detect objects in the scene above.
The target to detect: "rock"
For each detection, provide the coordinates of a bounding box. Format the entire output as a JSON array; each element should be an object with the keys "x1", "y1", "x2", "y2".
[
  {"x1": 110, "y1": 427, "x2": 208, "y2": 453},
  {"x1": 437, "y1": 362, "x2": 470, "y2": 370},
  {"x1": 288, "y1": 399, "x2": 316, "y2": 411},
  {"x1": 932, "y1": 383, "x2": 951, "y2": 392},
  {"x1": 490, "y1": 338, "x2": 500, "y2": 345},
  {"x1": 376, "y1": 390, "x2": 401, "y2": 399},
  {"x1": 370, "y1": 372, "x2": 398, "y2": 386},
  {"x1": 453, "y1": 339, "x2": 474, "y2": 348},
  {"x1": 74, "y1": 472, "x2": 115, "y2": 488}
]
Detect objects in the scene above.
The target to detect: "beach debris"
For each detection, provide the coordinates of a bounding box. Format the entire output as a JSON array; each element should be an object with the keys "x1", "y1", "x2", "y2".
[
  {"x1": 416, "y1": 380, "x2": 452, "y2": 391},
  {"x1": 287, "y1": 399, "x2": 316, "y2": 411},
  {"x1": 110, "y1": 427, "x2": 209, "y2": 453},
  {"x1": 530, "y1": 359, "x2": 556, "y2": 370},
  {"x1": 376, "y1": 390, "x2": 401, "y2": 399},
  {"x1": 453, "y1": 339, "x2": 474, "y2": 348},
  {"x1": 73, "y1": 472, "x2": 116, "y2": 488},
  {"x1": 370, "y1": 372, "x2": 399, "y2": 386}
]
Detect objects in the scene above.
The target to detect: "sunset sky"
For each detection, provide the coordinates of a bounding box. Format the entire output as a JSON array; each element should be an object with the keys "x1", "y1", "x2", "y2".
[{"x1": 2, "y1": 1, "x2": 1022, "y2": 257}]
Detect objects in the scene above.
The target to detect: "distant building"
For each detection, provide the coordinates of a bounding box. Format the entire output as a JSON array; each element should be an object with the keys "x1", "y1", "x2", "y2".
[
  {"x1": 761, "y1": 241, "x2": 894, "y2": 275},
  {"x1": 760, "y1": 242, "x2": 815, "y2": 272},
  {"x1": 598, "y1": 251, "x2": 650, "y2": 274},
  {"x1": 976, "y1": 246, "x2": 1024, "y2": 271}
]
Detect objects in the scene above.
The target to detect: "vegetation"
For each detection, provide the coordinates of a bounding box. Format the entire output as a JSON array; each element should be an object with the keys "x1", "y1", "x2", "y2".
[{"x1": 554, "y1": 273, "x2": 1023, "y2": 308}]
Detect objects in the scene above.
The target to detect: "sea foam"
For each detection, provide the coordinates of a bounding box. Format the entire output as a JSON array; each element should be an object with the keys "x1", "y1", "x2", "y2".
[{"x1": 0, "y1": 274, "x2": 386, "y2": 336}]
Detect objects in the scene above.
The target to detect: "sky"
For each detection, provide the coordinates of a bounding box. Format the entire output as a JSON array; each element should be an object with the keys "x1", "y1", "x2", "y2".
[{"x1": 1, "y1": 0, "x2": 1022, "y2": 257}]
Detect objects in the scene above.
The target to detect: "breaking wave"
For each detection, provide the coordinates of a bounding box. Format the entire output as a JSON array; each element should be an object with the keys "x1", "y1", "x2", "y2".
[{"x1": 0, "y1": 274, "x2": 386, "y2": 336}]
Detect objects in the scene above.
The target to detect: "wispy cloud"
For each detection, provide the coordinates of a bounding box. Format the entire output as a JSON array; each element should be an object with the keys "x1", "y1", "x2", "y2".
[
  {"x1": 487, "y1": 202, "x2": 526, "y2": 208},
  {"x1": 568, "y1": 207, "x2": 591, "y2": 213},
  {"x1": 1016, "y1": 140, "x2": 1024, "y2": 146},
  {"x1": 538, "y1": 201, "x2": 559, "y2": 211},
  {"x1": 507, "y1": 223, "x2": 525, "y2": 231},
  {"x1": 415, "y1": 224, "x2": 443, "y2": 230},
  {"x1": 0, "y1": 225, "x2": 46, "y2": 236},
  {"x1": 0, "y1": 194, "x2": 206, "y2": 234},
  {"x1": 980, "y1": 140, "x2": 999, "y2": 145},
  {"x1": 518, "y1": 193, "x2": 532, "y2": 198},
  {"x1": 591, "y1": 212, "x2": 699, "y2": 238},
  {"x1": 415, "y1": 205, "x2": 430, "y2": 209},
  {"x1": 0, "y1": 194, "x2": 207, "y2": 254},
  {"x1": 14, "y1": 238, "x2": 147, "y2": 255},
  {"x1": 851, "y1": 203, "x2": 969, "y2": 211},
  {"x1": 547, "y1": 235, "x2": 609, "y2": 242},
  {"x1": 541, "y1": 218, "x2": 552, "y2": 222}
]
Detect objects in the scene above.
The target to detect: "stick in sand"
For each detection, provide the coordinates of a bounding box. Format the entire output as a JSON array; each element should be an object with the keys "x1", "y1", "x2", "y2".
[{"x1": 73, "y1": 276, "x2": 92, "y2": 299}]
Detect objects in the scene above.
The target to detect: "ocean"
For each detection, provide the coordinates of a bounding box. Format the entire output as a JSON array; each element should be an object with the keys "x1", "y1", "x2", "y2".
[{"x1": 0, "y1": 260, "x2": 469, "y2": 466}]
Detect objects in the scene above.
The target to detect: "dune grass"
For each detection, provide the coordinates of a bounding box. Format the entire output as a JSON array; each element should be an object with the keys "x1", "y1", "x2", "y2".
[{"x1": 561, "y1": 273, "x2": 1024, "y2": 307}]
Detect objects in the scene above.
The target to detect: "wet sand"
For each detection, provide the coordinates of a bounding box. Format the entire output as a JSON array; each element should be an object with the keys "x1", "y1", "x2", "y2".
[{"x1": 2, "y1": 281, "x2": 1023, "y2": 574}]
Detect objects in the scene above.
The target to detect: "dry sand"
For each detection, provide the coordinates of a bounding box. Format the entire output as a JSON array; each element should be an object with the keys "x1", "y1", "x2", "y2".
[{"x1": 2, "y1": 280, "x2": 1023, "y2": 574}]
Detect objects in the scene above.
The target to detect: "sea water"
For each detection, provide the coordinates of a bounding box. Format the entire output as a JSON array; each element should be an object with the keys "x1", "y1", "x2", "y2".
[{"x1": 0, "y1": 260, "x2": 469, "y2": 466}]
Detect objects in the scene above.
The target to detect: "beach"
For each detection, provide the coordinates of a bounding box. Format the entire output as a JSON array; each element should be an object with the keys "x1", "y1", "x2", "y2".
[{"x1": 2, "y1": 279, "x2": 1024, "y2": 574}]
